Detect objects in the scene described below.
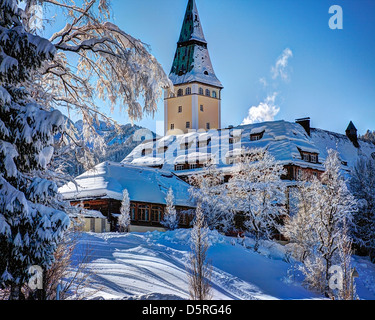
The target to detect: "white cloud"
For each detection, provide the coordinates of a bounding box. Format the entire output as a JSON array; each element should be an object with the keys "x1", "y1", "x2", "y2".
[
  {"x1": 271, "y1": 48, "x2": 293, "y2": 81},
  {"x1": 242, "y1": 93, "x2": 280, "y2": 125}
]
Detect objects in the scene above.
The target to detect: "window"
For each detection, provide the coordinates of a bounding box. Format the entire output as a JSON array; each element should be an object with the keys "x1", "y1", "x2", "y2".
[
  {"x1": 130, "y1": 204, "x2": 136, "y2": 220},
  {"x1": 177, "y1": 89, "x2": 183, "y2": 97},
  {"x1": 199, "y1": 87, "x2": 204, "y2": 95},
  {"x1": 250, "y1": 134, "x2": 261, "y2": 141},
  {"x1": 170, "y1": 124, "x2": 175, "y2": 130},
  {"x1": 303, "y1": 153, "x2": 309, "y2": 162},
  {"x1": 250, "y1": 131, "x2": 265, "y2": 141},
  {"x1": 151, "y1": 206, "x2": 163, "y2": 222},
  {"x1": 178, "y1": 106, "x2": 182, "y2": 113},
  {"x1": 186, "y1": 121, "x2": 190, "y2": 129},
  {"x1": 138, "y1": 205, "x2": 150, "y2": 221},
  {"x1": 175, "y1": 164, "x2": 185, "y2": 171},
  {"x1": 212, "y1": 91, "x2": 217, "y2": 98},
  {"x1": 200, "y1": 105, "x2": 204, "y2": 112},
  {"x1": 205, "y1": 89, "x2": 211, "y2": 97},
  {"x1": 206, "y1": 123, "x2": 210, "y2": 130},
  {"x1": 311, "y1": 154, "x2": 317, "y2": 163},
  {"x1": 185, "y1": 87, "x2": 191, "y2": 95},
  {"x1": 190, "y1": 163, "x2": 198, "y2": 170}
]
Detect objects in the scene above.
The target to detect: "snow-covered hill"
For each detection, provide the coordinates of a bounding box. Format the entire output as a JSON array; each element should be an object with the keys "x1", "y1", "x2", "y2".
[
  {"x1": 63, "y1": 120, "x2": 157, "y2": 177},
  {"x1": 71, "y1": 229, "x2": 375, "y2": 300}
]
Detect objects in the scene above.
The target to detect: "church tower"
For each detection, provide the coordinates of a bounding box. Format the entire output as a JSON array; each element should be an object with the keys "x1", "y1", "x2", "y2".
[{"x1": 164, "y1": 0, "x2": 223, "y2": 135}]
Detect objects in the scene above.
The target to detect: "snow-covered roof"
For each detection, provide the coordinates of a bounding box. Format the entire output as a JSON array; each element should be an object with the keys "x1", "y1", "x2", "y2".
[
  {"x1": 58, "y1": 162, "x2": 194, "y2": 207},
  {"x1": 122, "y1": 120, "x2": 375, "y2": 176},
  {"x1": 169, "y1": 45, "x2": 223, "y2": 88}
]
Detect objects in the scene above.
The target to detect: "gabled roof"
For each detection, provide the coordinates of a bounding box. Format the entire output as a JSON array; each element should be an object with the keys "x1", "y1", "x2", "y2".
[
  {"x1": 58, "y1": 162, "x2": 195, "y2": 207},
  {"x1": 169, "y1": 0, "x2": 223, "y2": 88}
]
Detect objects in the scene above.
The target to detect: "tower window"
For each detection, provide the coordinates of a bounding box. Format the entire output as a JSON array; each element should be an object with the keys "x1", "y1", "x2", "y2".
[
  {"x1": 205, "y1": 89, "x2": 210, "y2": 97},
  {"x1": 206, "y1": 123, "x2": 210, "y2": 130},
  {"x1": 199, "y1": 87, "x2": 204, "y2": 95},
  {"x1": 185, "y1": 87, "x2": 191, "y2": 95},
  {"x1": 200, "y1": 105, "x2": 204, "y2": 112},
  {"x1": 178, "y1": 106, "x2": 182, "y2": 113},
  {"x1": 186, "y1": 122, "x2": 190, "y2": 129},
  {"x1": 171, "y1": 124, "x2": 175, "y2": 130},
  {"x1": 212, "y1": 91, "x2": 217, "y2": 98},
  {"x1": 177, "y1": 89, "x2": 183, "y2": 97}
]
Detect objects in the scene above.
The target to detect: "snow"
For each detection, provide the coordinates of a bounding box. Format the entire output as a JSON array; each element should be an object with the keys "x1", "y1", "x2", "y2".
[
  {"x1": 169, "y1": 45, "x2": 223, "y2": 88},
  {"x1": 123, "y1": 120, "x2": 375, "y2": 176},
  {"x1": 58, "y1": 161, "x2": 194, "y2": 207},
  {"x1": 70, "y1": 229, "x2": 375, "y2": 300},
  {"x1": 175, "y1": 152, "x2": 212, "y2": 165}
]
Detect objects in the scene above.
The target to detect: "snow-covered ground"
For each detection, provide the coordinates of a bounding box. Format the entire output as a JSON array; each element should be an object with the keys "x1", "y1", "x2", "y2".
[{"x1": 71, "y1": 229, "x2": 375, "y2": 300}]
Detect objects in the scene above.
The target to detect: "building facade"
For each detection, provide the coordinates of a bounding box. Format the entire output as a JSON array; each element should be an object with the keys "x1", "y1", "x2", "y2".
[{"x1": 165, "y1": 0, "x2": 223, "y2": 135}]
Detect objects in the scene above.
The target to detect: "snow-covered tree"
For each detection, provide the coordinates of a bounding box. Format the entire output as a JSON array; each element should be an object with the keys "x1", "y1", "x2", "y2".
[
  {"x1": 161, "y1": 187, "x2": 178, "y2": 230},
  {"x1": 0, "y1": 0, "x2": 70, "y2": 299},
  {"x1": 188, "y1": 160, "x2": 232, "y2": 232},
  {"x1": 227, "y1": 148, "x2": 286, "y2": 250},
  {"x1": 118, "y1": 189, "x2": 130, "y2": 232},
  {"x1": 187, "y1": 203, "x2": 212, "y2": 300},
  {"x1": 290, "y1": 149, "x2": 357, "y2": 297},
  {"x1": 283, "y1": 181, "x2": 321, "y2": 262},
  {"x1": 349, "y1": 157, "x2": 375, "y2": 261},
  {"x1": 22, "y1": 0, "x2": 172, "y2": 172}
]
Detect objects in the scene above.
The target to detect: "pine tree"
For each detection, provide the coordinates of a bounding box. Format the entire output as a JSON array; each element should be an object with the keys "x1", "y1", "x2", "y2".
[
  {"x1": 118, "y1": 189, "x2": 130, "y2": 232},
  {"x1": 227, "y1": 148, "x2": 286, "y2": 250},
  {"x1": 187, "y1": 203, "x2": 212, "y2": 300},
  {"x1": 349, "y1": 157, "x2": 375, "y2": 261},
  {"x1": 0, "y1": 0, "x2": 69, "y2": 299},
  {"x1": 161, "y1": 187, "x2": 178, "y2": 230}
]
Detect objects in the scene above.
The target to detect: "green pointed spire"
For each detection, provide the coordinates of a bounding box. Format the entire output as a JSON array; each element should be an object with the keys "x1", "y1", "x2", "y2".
[
  {"x1": 169, "y1": 0, "x2": 223, "y2": 88},
  {"x1": 177, "y1": 0, "x2": 206, "y2": 45}
]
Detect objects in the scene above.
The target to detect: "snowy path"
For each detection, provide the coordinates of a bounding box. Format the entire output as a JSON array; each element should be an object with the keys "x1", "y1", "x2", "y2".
[{"x1": 71, "y1": 230, "x2": 375, "y2": 300}]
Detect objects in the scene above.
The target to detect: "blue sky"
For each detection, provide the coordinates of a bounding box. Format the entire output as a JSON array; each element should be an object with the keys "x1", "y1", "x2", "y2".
[{"x1": 48, "y1": 0, "x2": 375, "y2": 135}]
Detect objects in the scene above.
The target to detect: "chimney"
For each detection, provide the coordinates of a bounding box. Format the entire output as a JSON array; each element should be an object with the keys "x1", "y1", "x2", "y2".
[
  {"x1": 346, "y1": 121, "x2": 359, "y2": 148},
  {"x1": 296, "y1": 117, "x2": 311, "y2": 136}
]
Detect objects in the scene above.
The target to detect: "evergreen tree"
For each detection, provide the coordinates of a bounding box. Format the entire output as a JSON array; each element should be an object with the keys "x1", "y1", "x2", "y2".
[
  {"x1": 0, "y1": 0, "x2": 69, "y2": 299},
  {"x1": 349, "y1": 157, "x2": 375, "y2": 260},
  {"x1": 161, "y1": 187, "x2": 178, "y2": 230},
  {"x1": 187, "y1": 203, "x2": 212, "y2": 300},
  {"x1": 227, "y1": 148, "x2": 286, "y2": 250},
  {"x1": 118, "y1": 189, "x2": 130, "y2": 232}
]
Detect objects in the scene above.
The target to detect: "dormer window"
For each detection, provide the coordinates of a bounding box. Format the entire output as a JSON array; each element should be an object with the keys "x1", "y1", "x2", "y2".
[
  {"x1": 250, "y1": 132, "x2": 264, "y2": 141},
  {"x1": 250, "y1": 127, "x2": 265, "y2": 141},
  {"x1": 299, "y1": 149, "x2": 319, "y2": 163}
]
